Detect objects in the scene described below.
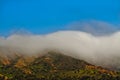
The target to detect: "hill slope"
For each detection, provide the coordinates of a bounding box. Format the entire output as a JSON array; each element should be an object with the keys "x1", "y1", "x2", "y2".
[{"x1": 0, "y1": 51, "x2": 120, "y2": 80}]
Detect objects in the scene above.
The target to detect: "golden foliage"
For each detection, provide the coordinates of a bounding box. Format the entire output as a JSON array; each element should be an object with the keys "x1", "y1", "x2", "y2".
[{"x1": 14, "y1": 59, "x2": 26, "y2": 68}]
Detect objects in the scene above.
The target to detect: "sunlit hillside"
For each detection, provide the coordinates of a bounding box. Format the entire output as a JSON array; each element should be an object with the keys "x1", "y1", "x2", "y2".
[{"x1": 0, "y1": 51, "x2": 120, "y2": 80}]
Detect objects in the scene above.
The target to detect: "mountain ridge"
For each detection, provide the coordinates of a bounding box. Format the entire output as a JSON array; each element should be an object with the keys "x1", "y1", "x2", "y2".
[{"x1": 0, "y1": 51, "x2": 120, "y2": 80}]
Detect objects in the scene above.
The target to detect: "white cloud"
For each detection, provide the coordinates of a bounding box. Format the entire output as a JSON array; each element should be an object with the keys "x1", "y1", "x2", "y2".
[{"x1": 0, "y1": 20, "x2": 120, "y2": 70}]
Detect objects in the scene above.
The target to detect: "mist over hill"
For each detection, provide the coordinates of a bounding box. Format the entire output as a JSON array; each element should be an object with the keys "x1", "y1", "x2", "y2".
[{"x1": 0, "y1": 31, "x2": 120, "y2": 70}]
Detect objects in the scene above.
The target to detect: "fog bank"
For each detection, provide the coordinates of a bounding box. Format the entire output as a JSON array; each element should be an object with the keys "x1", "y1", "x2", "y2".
[{"x1": 0, "y1": 30, "x2": 120, "y2": 69}]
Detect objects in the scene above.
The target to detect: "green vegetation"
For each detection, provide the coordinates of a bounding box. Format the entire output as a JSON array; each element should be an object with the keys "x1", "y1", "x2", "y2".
[{"x1": 0, "y1": 51, "x2": 120, "y2": 80}]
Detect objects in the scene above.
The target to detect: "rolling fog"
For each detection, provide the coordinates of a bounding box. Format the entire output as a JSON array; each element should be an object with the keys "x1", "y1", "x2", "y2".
[{"x1": 0, "y1": 30, "x2": 120, "y2": 69}]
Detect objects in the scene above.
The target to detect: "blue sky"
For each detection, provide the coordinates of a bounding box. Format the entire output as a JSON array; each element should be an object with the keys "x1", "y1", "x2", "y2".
[{"x1": 0, "y1": 0, "x2": 120, "y2": 36}]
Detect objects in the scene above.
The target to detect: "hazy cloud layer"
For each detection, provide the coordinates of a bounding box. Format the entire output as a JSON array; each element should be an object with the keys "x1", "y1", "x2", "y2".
[
  {"x1": 67, "y1": 20, "x2": 119, "y2": 36},
  {"x1": 0, "y1": 21, "x2": 120, "y2": 69},
  {"x1": 0, "y1": 31, "x2": 120, "y2": 69}
]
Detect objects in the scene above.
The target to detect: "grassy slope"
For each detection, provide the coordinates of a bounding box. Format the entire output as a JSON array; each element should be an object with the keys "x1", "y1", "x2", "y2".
[{"x1": 0, "y1": 51, "x2": 120, "y2": 80}]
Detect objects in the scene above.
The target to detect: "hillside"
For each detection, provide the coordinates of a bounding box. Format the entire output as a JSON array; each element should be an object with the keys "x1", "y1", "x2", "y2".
[{"x1": 0, "y1": 51, "x2": 120, "y2": 80}]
